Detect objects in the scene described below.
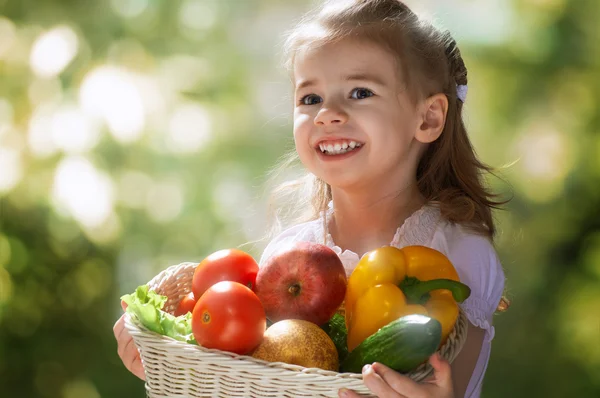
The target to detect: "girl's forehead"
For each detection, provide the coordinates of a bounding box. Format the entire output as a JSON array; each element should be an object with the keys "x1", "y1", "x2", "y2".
[
  {"x1": 293, "y1": 39, "x2": 401, "y2": 84},
  {"x1": 295, "y1": 38, "x2": 394, "y2": 64}
]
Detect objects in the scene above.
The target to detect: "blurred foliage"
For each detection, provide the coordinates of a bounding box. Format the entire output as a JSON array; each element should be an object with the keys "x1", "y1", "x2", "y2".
[{"x1": 0, "y1": 0, "x2": 599, "y2": 397}]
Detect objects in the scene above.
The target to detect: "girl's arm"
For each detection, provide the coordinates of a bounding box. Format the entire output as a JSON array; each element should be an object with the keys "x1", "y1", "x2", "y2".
[{"x1": 450, "y1": 322, "x2": 485, "y2": 397}]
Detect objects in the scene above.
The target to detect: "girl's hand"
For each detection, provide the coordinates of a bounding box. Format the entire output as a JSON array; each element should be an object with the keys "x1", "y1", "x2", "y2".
[
  {"x1": 339, "y1": 353, "x2": 453, "y2": 398},
  {"x1": 113, "y1": 301, "x2": 146, "y2": 380}
]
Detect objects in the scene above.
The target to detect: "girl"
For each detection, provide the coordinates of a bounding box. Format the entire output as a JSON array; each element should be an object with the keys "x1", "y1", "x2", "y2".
[
  {"x1": 261, "y1": 0, "x2": 507, "y2": 396},
  {"x1": 114, "y1": 0, "x2": 508, "y2": 397}
]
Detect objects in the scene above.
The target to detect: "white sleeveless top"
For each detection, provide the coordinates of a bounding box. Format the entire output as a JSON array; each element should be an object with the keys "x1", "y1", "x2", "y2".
[{"x1": 258, "y1": 203, "x2": 505, "y2": 398}]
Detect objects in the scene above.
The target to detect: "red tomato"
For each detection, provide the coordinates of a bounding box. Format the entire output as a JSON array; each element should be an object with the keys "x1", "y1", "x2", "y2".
[
  {"x1": 192, "y1": 249, "x2": 259, "y2": 300},
  {"x1": 192, "y1": 281, "x2": 265, "y2": 355},
  {"x1": 173, "y1": 292, "x2": 197, "y2": 316}
]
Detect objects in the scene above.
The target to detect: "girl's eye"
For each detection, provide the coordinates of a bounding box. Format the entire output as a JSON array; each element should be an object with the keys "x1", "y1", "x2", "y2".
[
  {"x1": 299, "y1": 94, "x2": 323, "y2": 105},
  {"x1": 350, "y1": 88, "x2": 374, "y2": 100}
]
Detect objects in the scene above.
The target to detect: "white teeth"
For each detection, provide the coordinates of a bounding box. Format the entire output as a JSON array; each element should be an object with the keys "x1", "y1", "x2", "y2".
[
  {"x1": 321, "y1": 144, "x2": 362, "y2": 155},
  {"x1": 317, "y1": 140, "x2": 363, "y2": 155}
]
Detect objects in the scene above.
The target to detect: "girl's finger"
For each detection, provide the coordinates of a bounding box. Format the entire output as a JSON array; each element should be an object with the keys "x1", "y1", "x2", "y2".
[
  {"x1": 129, "y1": 350, "x2": 146, "y2": 380},
  {"x1": 117, "y1": 333, "x2": 131, "y2": 359},
  {"x1": 117, "y1": 328, "x2": 146, "y2": 380},
  {"x1": 113, "y1": 311, "x2": 145, "y2": 380},
  {"x1": 121, "y1": 300, "x2": 128, "y2": 311},
  {"x1": 116, "y1": 315, "x2": 133, "y2": 343},
  {"x1": 338, "y1": 388, "x2": 363, "y2": 398},
  {"x1": 119, "y1": 332, "x2": 141, "y2": 367},
  {"x1": 113, "y1": 314, "x2": 125, "y2": 339},
  {"x1": 117, "y1": 328, "x2": 133, "y2": 359},
  {"x1": 116, "y1": 318, "x2": 135, "y2": 359},
  {"x1": 429, "y1": 353, "x2": 453, "y2": 390},
  {"x1": 362, "y1": 364, "x2": 404, "y2": 398},
  {"x1": 371, "y1": 362, "x2": 420, "y2": 396}
]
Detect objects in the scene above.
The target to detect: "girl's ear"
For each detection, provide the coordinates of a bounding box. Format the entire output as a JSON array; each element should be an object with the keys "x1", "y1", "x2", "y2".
[{"x1": 415, "y1": 93, "x2": 448, "y2": 143}]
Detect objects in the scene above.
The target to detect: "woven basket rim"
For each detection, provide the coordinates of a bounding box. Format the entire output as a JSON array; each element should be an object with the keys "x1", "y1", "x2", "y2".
[{"x1": 125, "y1": 313, "x2": 367, "y2": 380}]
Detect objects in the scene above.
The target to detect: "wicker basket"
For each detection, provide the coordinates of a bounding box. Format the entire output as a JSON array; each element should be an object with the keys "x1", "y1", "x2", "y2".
[{"x1": 124, "y1": 262, "x2": 469, "y2": 398}]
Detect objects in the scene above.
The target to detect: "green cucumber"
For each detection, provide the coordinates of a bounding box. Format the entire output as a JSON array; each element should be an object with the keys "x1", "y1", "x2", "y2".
[
  {"x1": 341, "y1": 314, "x2": 441, "y2": 374},
  {"x1": 320, "y1": 313, "x2": 349, "y2": 363}
]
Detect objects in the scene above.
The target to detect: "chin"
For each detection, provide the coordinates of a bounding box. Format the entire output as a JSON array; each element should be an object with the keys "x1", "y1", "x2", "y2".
[
  {"x1": 321, "y1": 173, "x2": 365, "y2": 191},
  {"x1": 302, "y1": 157, "x2": 366, "y2": 190}
]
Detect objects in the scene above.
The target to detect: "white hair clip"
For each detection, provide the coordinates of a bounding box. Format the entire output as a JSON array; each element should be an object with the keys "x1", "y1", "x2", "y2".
[{"x1": 457, "y1": 84, "x2": 468, "y2": 103}]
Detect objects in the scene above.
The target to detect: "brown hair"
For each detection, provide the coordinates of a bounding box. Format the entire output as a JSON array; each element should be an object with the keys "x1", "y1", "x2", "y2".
[{"x1": 265, "y1": 0, "x2": 509, "y2": 240}]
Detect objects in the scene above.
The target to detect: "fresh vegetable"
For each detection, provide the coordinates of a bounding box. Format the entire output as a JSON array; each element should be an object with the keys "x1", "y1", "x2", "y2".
[
  {"x1": 320, "y1": 313, "x2": 349, "y2": 363},
  {"x1": 173, "y1": 292, "x2": 197, "y2": 316},
  {"x1": 192, "y1": 281, "x2": 266, "y2": 355},
  {"x1": 345, "y1": 245, "x2": 470, "y2": 351},
  {"x1": 192, "y1": 249, "x2": 259, "y2": 300},
  {"x1": 121, "y1": 285, "x2": 195, "y2": 344},
  {"x1": 341, "y1": 314, "x2": 441, "y2": 374}
]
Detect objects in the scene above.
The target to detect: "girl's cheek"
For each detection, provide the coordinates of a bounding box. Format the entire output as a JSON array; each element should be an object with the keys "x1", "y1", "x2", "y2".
[{"x1": 293, "y1": 115, "x2": 313, "y2": 135}]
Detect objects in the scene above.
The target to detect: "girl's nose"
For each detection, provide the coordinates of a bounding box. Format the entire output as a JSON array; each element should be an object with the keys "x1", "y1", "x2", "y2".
[{"x1": 314, "y1": 105, "x2": 348, "y2": 126}]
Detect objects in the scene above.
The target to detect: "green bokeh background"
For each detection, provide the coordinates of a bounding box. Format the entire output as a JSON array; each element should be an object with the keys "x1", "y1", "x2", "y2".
[{"x1": 0, "y1": 0, "x2": 599, "y2": 397}]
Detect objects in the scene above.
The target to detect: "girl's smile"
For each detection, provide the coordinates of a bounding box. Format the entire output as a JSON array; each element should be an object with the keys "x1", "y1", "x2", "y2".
[{"x1": 315, "y1": 137, "x2": 365, "y2": 159}]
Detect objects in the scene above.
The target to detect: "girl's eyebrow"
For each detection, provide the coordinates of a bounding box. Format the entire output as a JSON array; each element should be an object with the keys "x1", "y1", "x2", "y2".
[
  {"x1": 296, "y1": 73, "x2": 385, "y2": 90},
  {"x1": 295, "y1": 73, "x2": 386, "y2": 91},
  {"x1": 295, "y1": 79, "x2": 317, "y2": 90},
  {"x1": 344, "y1": 73, "x2": 386, "y2": 86}
]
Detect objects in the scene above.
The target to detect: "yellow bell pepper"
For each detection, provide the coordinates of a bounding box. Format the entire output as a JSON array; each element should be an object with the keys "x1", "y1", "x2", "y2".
[{"x1": 345, "y1": 245, "x2": 471, "y2": 352}]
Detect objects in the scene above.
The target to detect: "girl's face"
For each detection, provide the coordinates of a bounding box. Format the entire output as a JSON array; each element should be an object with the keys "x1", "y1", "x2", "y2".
[{"x1": 292, "y1": 38, "x2": 427, "y2": 193}]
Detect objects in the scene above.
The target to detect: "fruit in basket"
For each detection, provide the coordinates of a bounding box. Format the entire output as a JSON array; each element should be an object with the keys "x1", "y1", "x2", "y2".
[
  {"x1": 192, "y1": 248, "x2": 259, "y2": 300},
  {"x1": 255, "y1": 241, "x2": 347, "y2": 325},
  {"x1": 174, "y1": 292, "x2": 197, "y2": 316},
  {"x1": 345, "y1": 245, "x2": 471, "y2": 350},
  {"x1": 341, "y1": 314, "x2": 441, "y2": 374},
  {"x1": 251, "y1": 319, "x2": 339, "y2": 371},
  {"x1": 192, "y1": 281, "x2": 266, "y2": 355}
]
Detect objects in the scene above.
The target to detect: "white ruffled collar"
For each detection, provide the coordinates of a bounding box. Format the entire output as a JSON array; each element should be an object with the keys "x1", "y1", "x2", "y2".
[{"x1": 317, "y1": 200, "x2": 441, "y2": 264}]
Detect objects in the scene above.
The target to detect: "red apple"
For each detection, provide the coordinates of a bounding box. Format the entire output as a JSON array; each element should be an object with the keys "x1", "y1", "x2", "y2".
[{"x1": 255, "y1": 241, "x2": 347, "y2": 325}]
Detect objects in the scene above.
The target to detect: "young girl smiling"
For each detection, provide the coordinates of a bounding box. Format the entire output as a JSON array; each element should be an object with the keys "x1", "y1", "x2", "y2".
[
  {"x1": 259, "y1": 1, "x2": 507, "y2": 396},
  {"x1": 115, "y1": 1, "x2": 508, "y2": 397}
]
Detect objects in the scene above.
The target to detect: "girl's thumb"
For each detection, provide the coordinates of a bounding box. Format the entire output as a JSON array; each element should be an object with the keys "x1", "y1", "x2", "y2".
[{"x1": 430, "y1": 353, "x2": 453, "y2": 389}]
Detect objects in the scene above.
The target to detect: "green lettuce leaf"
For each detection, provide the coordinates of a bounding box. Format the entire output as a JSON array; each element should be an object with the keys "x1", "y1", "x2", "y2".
[{"x1": 121, "y1": 285, "x2": 196, "y2": 344}]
